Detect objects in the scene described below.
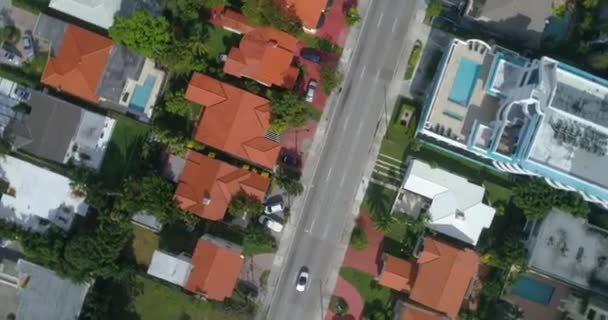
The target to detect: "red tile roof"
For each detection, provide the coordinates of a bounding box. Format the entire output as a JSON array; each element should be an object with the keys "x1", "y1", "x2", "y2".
[
  {"x1": 185, "y1": 237, "x2": 244, "y2": 301},
  {"x1": 174, "y1": 151, "x2": 270, "y2": 221},
  {"x1": 409, "y1": 237, "x2": 480, "y2": 318},
  {"x1": 223, "y1": 27, "x2": 299, "y2": 88},
  {"x1": 185, "y1": 72, "x2": 281, "y2": 168},
  {"x1": 400, "y1": 308, "x2": 444, "y2": 320},
  {"x1": 286, "y1": 0, "x2": 328, "y2": 31},
  {"x1": 209, "y1": 7, "x2": 255, "y2": 34},
  {"x1": 377, "y1": 255, "x2": 416, "y2": 292},
  {"x1": 41, "y1": 24, "x2": 112, "y2": 103}
]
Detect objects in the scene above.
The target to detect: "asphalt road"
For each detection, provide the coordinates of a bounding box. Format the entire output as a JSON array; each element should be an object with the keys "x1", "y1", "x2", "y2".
[{"x1": 267, "y1": 1, "x2": 417, "y2": 319}]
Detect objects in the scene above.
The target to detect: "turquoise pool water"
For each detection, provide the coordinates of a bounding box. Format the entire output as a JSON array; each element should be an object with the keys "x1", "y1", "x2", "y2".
[
  {"x1": 449, "y1": 58, "x2": 481, "y2": 107},
  {"x1": 511, "y1": 276, "x2": 555, "y2": 305},
  {"x1": 129, "y1": 75, "x2": 157, "y2": 112}
]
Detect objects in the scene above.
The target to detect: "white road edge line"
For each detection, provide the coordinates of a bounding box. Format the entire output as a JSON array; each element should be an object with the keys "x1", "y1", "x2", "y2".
[{"x1": 391, "y1": 19, "x2": 398, "y2": 33}]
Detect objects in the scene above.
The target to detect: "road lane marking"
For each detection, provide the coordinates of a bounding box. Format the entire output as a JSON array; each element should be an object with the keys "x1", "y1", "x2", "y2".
[
  {"x1": 392, "y1": 19, "x2": 398, "y2": 33},
  {"x1": 377, "y1": 12, "x2": 384, "y2": 27},
  {"x1": 305, "y1": 216, "x2": 317, "y2": 233},
  {"x1": 359, "y1": 65, "x2": 367, "y2": 80},
  {"x1": 325, "y1": 167, "x2": 333, "y2": 181}
]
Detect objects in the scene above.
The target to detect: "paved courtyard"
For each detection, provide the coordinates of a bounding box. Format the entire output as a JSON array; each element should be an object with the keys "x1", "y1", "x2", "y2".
[{"x1": 342, "y1": 212, "x2": 383, "y2": 276}]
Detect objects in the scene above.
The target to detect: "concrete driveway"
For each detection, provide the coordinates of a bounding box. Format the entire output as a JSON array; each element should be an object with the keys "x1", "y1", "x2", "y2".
[
  {"x1": 239, "y1": 253, "x2": 275, "y2": 302},
  {"x1": 0, "y1": 5, "x2": 39, "y2": 60}
]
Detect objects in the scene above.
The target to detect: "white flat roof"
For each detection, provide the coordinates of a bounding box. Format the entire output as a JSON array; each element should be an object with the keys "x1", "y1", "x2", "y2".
[
  {"x1": 402, "y1": 159, "x2": 495, "y2": 245},
  {"x1": 147, "y1": 250, "x2": 192, "y2": 287},
  {"x1": 49, "y1": 0, "x2": 121, "y2": 29},
  {"x1": 0, "y1": 156, "x2": 88, "y2": 231}
]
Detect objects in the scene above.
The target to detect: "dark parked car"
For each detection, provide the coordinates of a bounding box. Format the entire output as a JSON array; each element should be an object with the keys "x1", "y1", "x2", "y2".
[
  {"x1": 300, "y1": 48, "x2": 322, "y2": 63},
  {"x1": 281, "y1": 153, "x2": 301, "y2": 168}
]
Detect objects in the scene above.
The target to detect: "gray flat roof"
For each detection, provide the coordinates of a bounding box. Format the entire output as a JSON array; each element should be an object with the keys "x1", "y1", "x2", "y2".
[
  {"x1": 528, "y1": 209, "x2": 608, "y2": 295},
  {"x1": 96, "y1": 45, "x2": 145, "y2": 103},
  {"x1": 471, "y1": 0, "x2": 553, "y2": 48},
  {"x1": 16, "y1": 260, "x2": 90, "y2": 320},
  {"x1": 33, "y1": 14, "x2": 67, "y2": 56}
]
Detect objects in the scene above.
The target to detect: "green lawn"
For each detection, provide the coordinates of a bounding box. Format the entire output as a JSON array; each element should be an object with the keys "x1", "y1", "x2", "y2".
[
  {"x1": 339, "y1": 267, "x2": 394, "y2": 318},
  {"x1": 132, "y1": 276, "x2": 249, "y2": 320},
  {"x1": 100, "y1": 114, "x2": 151, "y2": 188},
  {"x1": 0, "y1": 52, "x2": 48, "y2": 87},
  {"x1": 131, "y1": 225, "x2": 159, "y2": 268},
  {"x1": 378, "y1": 98, "x2": 418, "y2": 161},
  {"x1": 205, "y1": 27, "x2": 241, "y2": 63},
  {"x1": 483, "y1": 181, "x2": 513, "y2": 205},
  {"x1": 404, "y1": 40, "x2": 422, "y2": 80}
]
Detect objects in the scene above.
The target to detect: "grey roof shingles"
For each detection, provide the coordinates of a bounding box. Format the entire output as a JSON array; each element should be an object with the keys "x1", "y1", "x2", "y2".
[
  {"x1": 7, "y1": 91, "x2": 82, "y2": 163},
  {"x1": 16, "y1": 260, "x2": 90, "y2": 320}
]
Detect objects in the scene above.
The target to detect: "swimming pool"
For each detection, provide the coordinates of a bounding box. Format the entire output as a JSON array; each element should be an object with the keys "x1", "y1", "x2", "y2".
[
  {"x1": 129, "y1": 75, "x2": 157, "y2": 112},
  {"x1": 448, "y1": 58, "x2": 481, "y2": 107},
  {"x1": 511, "y1": 276, "x2": 555, "y2": 305}
]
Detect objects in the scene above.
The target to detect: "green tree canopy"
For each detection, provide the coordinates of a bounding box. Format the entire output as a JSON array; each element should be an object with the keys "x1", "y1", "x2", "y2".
[
  {"x1": 242, "y1": 0, "x2": 302, "y2": 35},
  {"x1": 270, "y1": 92, "x2": 315, "y2": 132},
  {"x1": 228, "y1": 192, "x2": 264, "y2": 218},
  {"x1": 162, "y1": 90, "x2": 201, "y2": 118},
  {"x1": 109, "y1": 10, "x2": 172, "y2": 58},
  {"x1": 513, "y1": 178, "x2": 590, "y2": 219},
  {"x1": 116, "y1": 175, "x2": 186, "y2": 225},
  {"x1": 345, "y1": 6, "x2": 362, "y2": 27},
  {"x1": 319, "y1": 63, "x2": 343, "y2": 95},
  {"x1": 242, "y1": 223, "x2": 276, "y2": 256},
  {"x1": 274, "y1": 167, "x2": 304, "y2": 197}
]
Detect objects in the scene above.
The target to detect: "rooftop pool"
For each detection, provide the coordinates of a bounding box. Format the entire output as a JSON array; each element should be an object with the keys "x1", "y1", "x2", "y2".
[{"x1": 449, "y1": 58, "x2": 481, "y2": 107}]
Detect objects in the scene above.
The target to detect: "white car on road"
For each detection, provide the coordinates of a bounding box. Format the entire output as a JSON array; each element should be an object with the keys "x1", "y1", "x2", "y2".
[
  {"x1": 258, "y1": 214, "x2": 284, "y2": 233},
  {"x1": 296, "y1": 267, "x2": 309, "y2": 292}
]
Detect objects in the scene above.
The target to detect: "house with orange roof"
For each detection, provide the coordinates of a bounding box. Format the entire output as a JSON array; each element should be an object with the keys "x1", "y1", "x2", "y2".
[
  {"x1": 377, "y1": 236, "x2": 480, "y2": 319},
  {"x1": 209, "y1": 7, "x2": 255, "y2": 35},
  {"x1": 34, "y1": 14, "x2": 166, "y2": 122},
  {"x1": 147, "y1": 234, "x2": 244, "y2": 301},
  {"x1": 185, "y1": 72, "x2": 281, "y2": 169},
  {"x1": 173, "y1": 151, "x2": 270, "y2": 221},
  {"x1": 285, "y1": 0, "x2": 329, "y2": 34},
  {"x1": 185, "y1": 235, "x2": 244, "y2": 301},
  {"x1": 223, "y1": 27, "x2": 299, "y2": 88},
  {"x1": 39, "y1": 22, "x2": 112, "y2": 104}
]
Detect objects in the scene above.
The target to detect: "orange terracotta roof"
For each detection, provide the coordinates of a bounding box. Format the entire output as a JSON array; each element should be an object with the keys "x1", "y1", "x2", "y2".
[
  {"x1": 377, "y1": 256, "x2": 416, "y2": 292},
  {"x1": 185, "y1": 238, "x2": 244, "y2": 301},
  {"x1": 286, "y1": 0, "x2": 328, "y2": 31},
  {"x1": 409, "y1": 237, "x2": 480, "y2": 318},
  {"x1": 41, "y1": 24, "x2": 112, "y2": 103},
  {"x1": 400, "y1": 308, "x2": 444, "y2": 320},
  {"x1": 223, "y1": 27, "x2": 299, "y2": 88},
  {"x1": 174, "y1": 151, "x2": 270, "y2": 220},
  {"x1": 185, "y1": 72, "x2": 281, "y2": 168},
  {"x1": 209, "y1": 7, "x2": 255, "y2": 34}
]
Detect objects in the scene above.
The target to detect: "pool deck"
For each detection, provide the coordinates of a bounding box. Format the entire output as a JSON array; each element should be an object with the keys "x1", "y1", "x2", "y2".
[
  {"x1": 120, "y1": 58, "x2": 165, "y2": 119},
  {"x1": 427, "y1": 40, "x2": 500, "y2": 143},
  {"x1": 502, "y1": 272, "x2": 572, "y2": 320}
]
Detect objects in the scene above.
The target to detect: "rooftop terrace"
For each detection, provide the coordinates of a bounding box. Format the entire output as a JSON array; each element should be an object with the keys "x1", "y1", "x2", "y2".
[{"x1": 426, "y1": 40, "x2": 500, "y2": 144}]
